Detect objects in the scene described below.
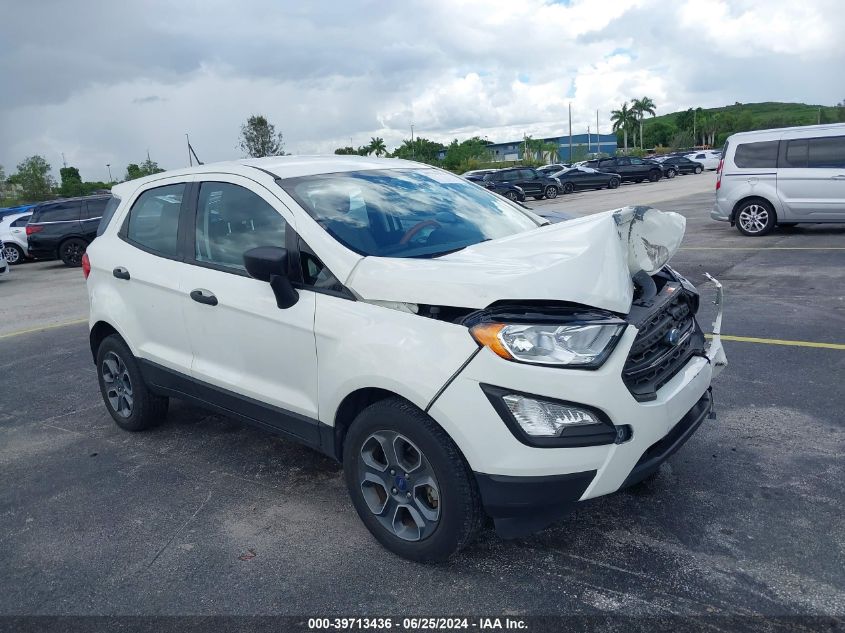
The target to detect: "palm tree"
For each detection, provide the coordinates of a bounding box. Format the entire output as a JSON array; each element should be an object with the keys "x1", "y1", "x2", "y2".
[
  {"x1": 610, "y1": 102, "x2": 635, "y2": 154},
  {"x1": 367, "y1": 137, "x2": 387, "y2": 157},
  {"x1": 631, "y1": 96, "x2": 656, "y2": 149},
  {"x1": 541, "y1": 142, "x2": 559, "y2": 163}
]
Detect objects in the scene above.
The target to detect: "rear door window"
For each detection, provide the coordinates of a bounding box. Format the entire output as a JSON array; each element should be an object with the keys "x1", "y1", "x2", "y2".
[
  {"x1": 733, "y1": 141, "x2": 779, "y2": 168},
  {"x1": 32, "y1": 201, "x2": 81, "y2": 223},
  {"x1": 782, "y1": 139, "x2": 809, "y2": 168}
]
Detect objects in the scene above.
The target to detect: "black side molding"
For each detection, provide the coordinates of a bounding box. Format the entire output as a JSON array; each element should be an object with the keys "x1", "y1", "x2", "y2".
[{"x1": 137, "y1": 359, "x2": 334, "y2": 457}]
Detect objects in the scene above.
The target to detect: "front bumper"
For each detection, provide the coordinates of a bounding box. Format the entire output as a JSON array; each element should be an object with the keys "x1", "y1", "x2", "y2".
[{"x1": 428, "y1": 276, "x2": 727, "y2": 536}]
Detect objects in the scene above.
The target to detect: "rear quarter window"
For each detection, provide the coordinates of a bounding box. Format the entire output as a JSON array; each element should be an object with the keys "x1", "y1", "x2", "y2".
[
  {"x1": 96, "y1": 196, "x2": 122, "y2": 237},
  {"x1": 733, "y1": 141, "x2": 779, "y2": 168}
]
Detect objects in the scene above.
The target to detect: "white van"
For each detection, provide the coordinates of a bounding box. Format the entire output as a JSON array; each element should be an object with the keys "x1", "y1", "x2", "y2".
[{"x1": 711, "y1": 123, "x2": 845, "y2": 235}]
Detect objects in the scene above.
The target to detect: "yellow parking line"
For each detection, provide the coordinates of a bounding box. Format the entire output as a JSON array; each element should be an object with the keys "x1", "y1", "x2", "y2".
[
  {"x1": 706, "y1": 333, "x2": 845, "y2": 350},
  {"x1": 0, "y1": 318, "x2": 88, "y2": 340},
  {"x1": 680, "y1": 247, "x2": 845, "y2": 250}
]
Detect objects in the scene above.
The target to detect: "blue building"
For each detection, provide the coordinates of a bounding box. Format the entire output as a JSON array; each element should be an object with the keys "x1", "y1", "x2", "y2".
[{"x1": 485, "y1": 133, "x2": 617, "y2": 162}]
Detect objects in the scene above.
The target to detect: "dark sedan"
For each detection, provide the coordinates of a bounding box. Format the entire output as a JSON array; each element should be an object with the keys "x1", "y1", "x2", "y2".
[
  {"x1": 482, "y1": 181, "x2": 526, "y2": 202},
  {"x1": 550, "y1": 167, "x2": 621, "y2": 193},
  {"x1": 461, "y1": 169, "x2": 498, "y2": 182},
  {"x1": 659, "y1": 156, "x2": 704, "y2": 176}
]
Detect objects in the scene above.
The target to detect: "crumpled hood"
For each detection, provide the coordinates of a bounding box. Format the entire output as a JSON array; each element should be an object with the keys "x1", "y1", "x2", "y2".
[{"x1": 345, "y1": 207, "x2": 686, "y2": 314}]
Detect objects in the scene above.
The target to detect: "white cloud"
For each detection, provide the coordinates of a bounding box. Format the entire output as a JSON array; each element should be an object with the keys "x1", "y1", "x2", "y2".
[{"x1": 0, "y1": 0, "x2": 842, "y2": 180}]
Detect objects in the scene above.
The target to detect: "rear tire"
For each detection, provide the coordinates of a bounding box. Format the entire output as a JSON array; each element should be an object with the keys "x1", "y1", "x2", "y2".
[
  {"x1": 562, "y1": 182, "x2": 574, "y2": 194},
  {"x1": 59, "y1": 238, "x2": 87, "y2": 267},
  {"x1": 694, "y1": 166, "x2": 703, "y2": 174},
  {"x1": 96, "y1": 335, "x2": 169, "y2": 432},
  {"x1": 343, "y1": 398, "x2": 483, "y2": 562},
  {"x1": 735, "y1": 199, "x2": 776, "y2": 236},
  {"x1": 608, "y1": 177, "x2": 620, "y2": 189},
  {"x1": 648, "y1": 171, "x2": 661, "y2": 182},
  {"x1": 3, "y1": 243, "x2": 24, "y2": 265},
  {"x1": 666, "y1": 169, "x2": 676, "y2": 179}
]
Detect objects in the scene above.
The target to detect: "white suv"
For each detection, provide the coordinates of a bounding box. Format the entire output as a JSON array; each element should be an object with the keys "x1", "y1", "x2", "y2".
[
  {"x1": 712, "y1": 123, "x2": 845, "y2": 235},
  {"x1": 85, "y1": 156, "x2": 726, "y2": 561}
]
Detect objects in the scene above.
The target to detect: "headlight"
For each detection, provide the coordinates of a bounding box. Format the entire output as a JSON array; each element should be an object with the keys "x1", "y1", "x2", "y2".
[{"x1": 470, "y1": 322, "x2": 625, "y2": 368}]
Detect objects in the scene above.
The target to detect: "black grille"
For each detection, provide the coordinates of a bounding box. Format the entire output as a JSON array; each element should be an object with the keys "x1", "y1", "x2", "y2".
[{"x1": 622, "y1": 284, "x2": 705, "y2": 402}]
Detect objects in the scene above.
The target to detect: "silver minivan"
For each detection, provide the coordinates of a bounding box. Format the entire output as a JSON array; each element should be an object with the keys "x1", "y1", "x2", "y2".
[{"x1": 712, "y1": 123, "x2": 845, "y2": 235}]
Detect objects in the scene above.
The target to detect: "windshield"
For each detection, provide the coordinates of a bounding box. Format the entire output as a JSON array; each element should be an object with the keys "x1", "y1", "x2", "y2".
[{"x1": 281, "y1": 169, "x2": 540, "y2": 258}]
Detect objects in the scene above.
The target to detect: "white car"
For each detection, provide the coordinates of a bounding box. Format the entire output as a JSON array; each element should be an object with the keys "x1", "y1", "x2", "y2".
[
  {"x1": 0, "y1": 239, "x2": 9, "y2": 279},
  {"x1": 0, "y1": 211, "x2": 32, "y2": 264},
  {"x1": 84, "y1": 156, "x2": 726, "y2": 561},
  {"x1": 685, "y1": 151, "x2": 720, "y2": 170}
]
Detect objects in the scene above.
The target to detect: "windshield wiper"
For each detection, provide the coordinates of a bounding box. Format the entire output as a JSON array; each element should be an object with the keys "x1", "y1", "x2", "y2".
[{"x1": 428, "y1": 239, "x2": 491, "y2": 258}]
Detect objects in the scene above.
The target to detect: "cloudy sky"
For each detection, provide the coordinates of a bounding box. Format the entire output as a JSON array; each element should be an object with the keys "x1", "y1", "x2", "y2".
[{"x1": 1, "y1": 0, "x2": 842, "y2": 181}]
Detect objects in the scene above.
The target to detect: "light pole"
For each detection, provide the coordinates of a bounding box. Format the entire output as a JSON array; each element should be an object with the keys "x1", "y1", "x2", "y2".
[{"x1": 106, "y1": 164, "x2": 112, "y2": 182}]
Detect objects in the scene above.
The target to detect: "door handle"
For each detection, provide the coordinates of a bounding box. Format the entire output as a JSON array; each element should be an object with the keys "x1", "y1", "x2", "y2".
[
  {"x1": 190, "y1": 289, "x2": 218, "y2": 306},
  {"x1": 112, "y1": 267, "x2": 130, "y2": 280}
]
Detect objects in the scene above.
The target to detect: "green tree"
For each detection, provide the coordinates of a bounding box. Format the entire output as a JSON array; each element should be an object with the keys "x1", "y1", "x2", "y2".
[
  {"x1": 239, "y1": 114, "x2": 285, "y2": 158},
  {"x1": 675, "y1": 108, "x2": 695, "y2": 133},
  {"x1": 334, "y1": 146, "x2": 357, "y2": 155},
  {"x1": 14, "y1": 155, "x2": 54, "y2": 201},
  {"x1": 631, "y1": 96, "x2": 657, "y2": 149},
  {"x1": 59, "y1": 166, "x2": 84, "y2": 197},
  {"x1": 611, "y1": 102, "x2": 636, "y2": 154},
  {"x1": 124, "y1": 157, "x2": 165, "y2": 181},
  {"x1": 366, "y1": 137, "x2": 387, "y2": 157},
  {"x1": 442, "y1": 137, "x2": 490, "y2": 171},
  {"x1": 391, "y1": 137, "x2": 445, "y2": 164}
]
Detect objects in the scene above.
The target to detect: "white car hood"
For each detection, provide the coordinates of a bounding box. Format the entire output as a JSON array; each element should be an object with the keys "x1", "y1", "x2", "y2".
[{"x1": 345, "y1": 207, "x2": 686, "y2": 314}]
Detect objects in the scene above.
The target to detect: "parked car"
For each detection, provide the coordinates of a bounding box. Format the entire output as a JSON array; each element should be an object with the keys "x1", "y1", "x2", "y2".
[
  {"x1": 461, "y1": 169, "x2": 498, "y2": 182},
  {"x1": 482, "y1": 181, "x2": 526, "y2": 202},
  {"x1": 550, "y1": 166, "x2": 621, "y2": 193},
  {"x1": 0, "y1": 211, "x2": 32, "y2": 264},
  {"x1": 585, "y1": 157, "x2": 663, "y2": 183},
  {"x1": 482, "y1": 167, "x2": 561, "y2": 199},
  {"x1": 712, "y1": 123, "x2": 845, "y2": 236},
  {"x1": 537, "y1": 163, "x2": 570, "y2": 174},
  {"x1": 85, "y1": 156, "x2": 726, "y2": 562},
  {"x1": 685, "y1": 151, "x2": 720, "y2": 170},
  {"x1": 0, "y1": 240, "x2": 8, "y2": 279},
  {"x1": 26, "y1": 194, "x2": 111, "y2": 266},
  {"x1": 0, "y1": 204, "x2": 35, "y2": 221},
  {"x1": 659, "y1": 156, "x2": 704, "y2": 177}
]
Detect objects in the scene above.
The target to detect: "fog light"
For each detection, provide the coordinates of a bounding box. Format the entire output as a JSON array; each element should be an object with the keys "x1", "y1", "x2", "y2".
[{"x1": 501, "y1": 394, "x2": 600, "y2": 437}]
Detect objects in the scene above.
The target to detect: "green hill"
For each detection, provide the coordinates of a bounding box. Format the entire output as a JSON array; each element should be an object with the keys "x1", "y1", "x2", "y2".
[{"x1": 635, "y1": 101, "x2": 845, "y2": 150}]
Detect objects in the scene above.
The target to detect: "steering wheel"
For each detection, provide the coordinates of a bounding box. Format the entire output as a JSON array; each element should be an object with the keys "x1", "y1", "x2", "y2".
[{"x1": 399, "y1": 220, "x2": 441, "y2": 245}]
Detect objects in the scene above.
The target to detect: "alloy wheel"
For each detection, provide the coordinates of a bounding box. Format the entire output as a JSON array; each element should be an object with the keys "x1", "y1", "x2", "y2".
[
  {"x1": 545, "y1": 185, "x2": 558, "y2": 199},
  {"x1": 63, "y1": 241, "x2": 84, "y2": 266},
  {"x1": 505, "y1": 191, "x2": 518, "y2": 201},
  {"x1": 3, "y1": 245, "x2": 21, "y2": 264},
  {"x1": 358, "y1": 431, "x2": 441, "y2": 542},
  {"x1": 563, "y1": 182, "x2": 574, "y2": 194},
  {"x1": 738, "y1": 204, "x2": 769, "y2": 234},
  {"x1": 101, "y1": 351, "x2": 134, "y2": 418}
]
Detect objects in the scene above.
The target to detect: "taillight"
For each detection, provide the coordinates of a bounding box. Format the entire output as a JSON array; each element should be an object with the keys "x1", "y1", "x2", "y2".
[
  {"x1": 715, "y1": 159, "x2": 724, "y2": 190},
  {"x1": 26, "y1": 224, "x2": 44, "y2": 236},
  {"x1": 81, "y1": 252, "x2": 91, "y2": 279}
]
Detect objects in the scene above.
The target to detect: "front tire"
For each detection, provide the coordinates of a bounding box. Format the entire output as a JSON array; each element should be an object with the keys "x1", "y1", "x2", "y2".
[
  {"x1": 562, "y1": 182, "x2": 574, "y2": 194},
  {"x1": 694, "y1": 166, "x2": 703, "y2": 174},
  {"x1": 505, "y1": 191, "x2": 518, "y2": 201},
  {"x1": 608, "y1": 177, "x2": 620, "y2": 189},
  {"x1": 648, "y1": 171, "x2": 661, "y2": 182},
  {"x1": 666, "y1": 169, "x2": 676, "y2": 179},
  {"x1": 96, "y1": 335, "x2": 169, "y2": 431},
  {"x1": 3, "y1": 243, "x2": 24, "y2": 265},
  {"x1": 343, "y1": 398, "x2": 483, "y2": 562},
  {"x1": 59, "y1": 238, "x2": 87, "y2": 267},
  {"x1": 735, "y1": 199, "x2": 776, "y2": 236},
  {"x1": 544, "y1": 185, "x2": 558, "y2": 199}
]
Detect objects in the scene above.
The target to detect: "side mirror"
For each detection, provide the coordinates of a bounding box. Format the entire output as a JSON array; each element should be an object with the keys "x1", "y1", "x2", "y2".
[{"x1": 243, "y1": 246, "x2": 299, "y2": 309}]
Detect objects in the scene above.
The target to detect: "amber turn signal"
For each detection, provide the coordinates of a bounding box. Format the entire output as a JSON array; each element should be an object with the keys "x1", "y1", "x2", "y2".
[{"x1": 469, "y1": 323, "x2": 513, "y2": 360}]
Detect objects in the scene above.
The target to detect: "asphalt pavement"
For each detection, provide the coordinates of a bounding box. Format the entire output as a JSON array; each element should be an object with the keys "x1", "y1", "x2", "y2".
[{"x1": 0, "y1": 177, "x2": 843, "y2": 625}]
